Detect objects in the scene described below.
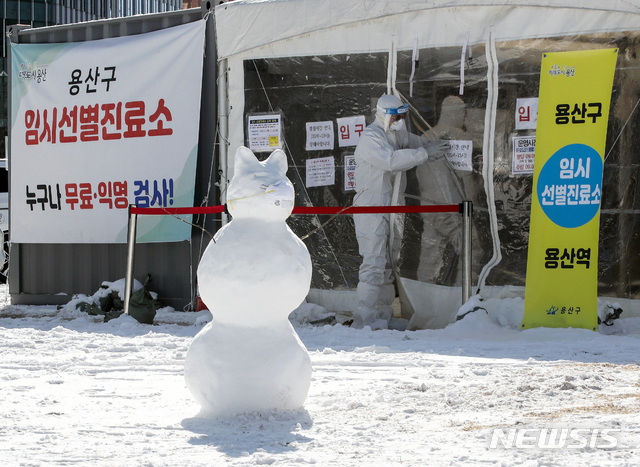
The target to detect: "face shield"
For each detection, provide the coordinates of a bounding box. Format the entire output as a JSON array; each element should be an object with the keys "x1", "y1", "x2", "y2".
[{"x1": 377, "y1": 101, "x2": 409, "y2": 132}]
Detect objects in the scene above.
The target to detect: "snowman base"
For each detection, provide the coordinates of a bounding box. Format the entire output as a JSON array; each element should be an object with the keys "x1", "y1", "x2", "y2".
[{"x1": 184, "y1": 319, "x2": 312, "y2": 417}]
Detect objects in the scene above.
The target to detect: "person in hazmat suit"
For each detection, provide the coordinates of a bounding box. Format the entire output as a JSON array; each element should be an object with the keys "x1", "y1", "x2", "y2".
[{"x1": 352, "y1": 94, "x2": 448, "y2": 329}]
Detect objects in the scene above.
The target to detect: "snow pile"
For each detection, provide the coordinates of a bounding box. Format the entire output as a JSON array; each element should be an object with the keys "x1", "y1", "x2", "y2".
[
  {"x1": 184, "y1": 147, "x2": 313, "y2": 417},
  {"x1": 57, "y1": 277, "x2": 165, "y2": 324},
  {"x1": 289, "y1": 301, "x2": 337, "y2": 326},
  {"x1": 455, "y1": 293, "x2": 627, "y2": 331},
  {"x1": 57, "y1": 278, "x2": 144, "y2": 321}
]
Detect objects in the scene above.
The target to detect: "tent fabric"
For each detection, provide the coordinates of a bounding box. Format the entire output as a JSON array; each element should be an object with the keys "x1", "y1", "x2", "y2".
[{"x1": 215, "y1": 0, "x2": 640, "y2": 59}]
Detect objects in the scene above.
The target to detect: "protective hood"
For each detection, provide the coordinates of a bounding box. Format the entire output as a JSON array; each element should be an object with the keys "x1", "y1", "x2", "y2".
[{"x1": 376, "y1": 94, "x2": 409, "y2": 131}]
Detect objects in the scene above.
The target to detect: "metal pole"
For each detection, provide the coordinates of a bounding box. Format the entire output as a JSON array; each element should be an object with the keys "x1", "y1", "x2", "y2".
[
  {"x1": 217, "y1": 58, "x2": 229, "y2": 226},
  {"x1": 461, "y1": 200, "x2": 473, "y2": 304},
  {"x1": 124, "y1": 204, "x2": 137, "y2": 315}
]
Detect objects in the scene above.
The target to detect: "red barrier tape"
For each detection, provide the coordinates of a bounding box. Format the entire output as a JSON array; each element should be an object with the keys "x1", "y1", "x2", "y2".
[
  {"x1": 130, "y1": 206, "x2": 225, "y2": 215},
  {"x1": 293, "y1": 205, "x2": 460, "y2": 215},
  {"x1": 130, "y1": 204, "x2": 461, "y2": 216}
]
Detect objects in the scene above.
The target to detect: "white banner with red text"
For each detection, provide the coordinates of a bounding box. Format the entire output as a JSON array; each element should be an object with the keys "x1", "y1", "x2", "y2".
[{"x1": 10, "y1": 20, "x2": 205, "y2": 243}]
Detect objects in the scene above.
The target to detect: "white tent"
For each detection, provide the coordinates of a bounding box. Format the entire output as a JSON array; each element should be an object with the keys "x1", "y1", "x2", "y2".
[{"x1": 213, "y1": 0, "x2": 640, "y2": 328}]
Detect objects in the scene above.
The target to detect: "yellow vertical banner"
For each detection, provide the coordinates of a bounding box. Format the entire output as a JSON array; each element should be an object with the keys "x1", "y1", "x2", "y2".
[{"x1": 523, "y1": 48, "x2": 617, "y2": 331}]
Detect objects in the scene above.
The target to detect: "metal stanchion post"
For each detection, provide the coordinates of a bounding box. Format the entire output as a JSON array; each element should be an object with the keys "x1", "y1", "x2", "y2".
[
  {"x1": 124, "y1": 205, "x2": 138, "y2": 315},
  {"x1": 461, "y1": 201, "x2": 473, "y2": 304}
]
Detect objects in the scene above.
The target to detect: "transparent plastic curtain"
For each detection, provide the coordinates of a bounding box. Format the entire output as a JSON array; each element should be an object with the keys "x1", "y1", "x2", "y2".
[
  {"x1": 242, "y1": 31, "x2": 640, "y2": 300},
  {"x1": 394, "y1": 43, "x2": 491, "y2": 289},
  {"x1": 243, "y1": 54, "x2": 389, "y2": 290}
]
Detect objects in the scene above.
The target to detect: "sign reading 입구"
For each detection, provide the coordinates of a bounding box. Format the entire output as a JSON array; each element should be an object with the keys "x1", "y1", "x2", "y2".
[
  {"x1": 523, "y1": 48, "x2": 617, "y2": 331},
  {"x1": 10, "y1": 21, "x2": 206, "y2": 244}
]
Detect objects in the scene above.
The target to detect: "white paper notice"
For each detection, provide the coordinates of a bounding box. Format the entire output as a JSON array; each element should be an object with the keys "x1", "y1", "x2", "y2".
[
  {"x1": 305, "y1": 121, "x2": 334, "y2": 151},
  {"x1": 512, "y1": 135, "x2": 536, "y2": 174},
  {"x1": 337, "y1": 116, "x2": 366, "y2": 147},
  {"x1": 444, "y1": 140, "x2": 473, "y2": 171},
  {"x1": 344, "y1": 154, "x2": 356, "y2": 192},
  {"x1": 248, "y1": 114, "x2": 282, "y2": 151},
  {"x1": 306, "y1": 156, "x2": 335, "y2": 187},
  {"x1": 515, "y1": 98, "x2": 538, "y2": 130}
]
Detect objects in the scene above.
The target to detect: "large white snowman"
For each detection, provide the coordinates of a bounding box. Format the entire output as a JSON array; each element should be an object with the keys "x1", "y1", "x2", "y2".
[{"x1": 184, "y1": 146, "x2": 313, "y2": 417}]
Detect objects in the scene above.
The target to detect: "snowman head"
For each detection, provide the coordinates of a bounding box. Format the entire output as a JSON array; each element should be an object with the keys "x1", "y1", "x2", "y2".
[{"x1": 226, "y1": 146, "x2": 295, "y2": 221}]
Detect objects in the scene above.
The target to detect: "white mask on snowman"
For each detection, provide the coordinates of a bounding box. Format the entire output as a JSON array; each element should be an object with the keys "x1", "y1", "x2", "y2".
[{"x1": 264, "y1": 180, "x2": 294, "y2": 209}]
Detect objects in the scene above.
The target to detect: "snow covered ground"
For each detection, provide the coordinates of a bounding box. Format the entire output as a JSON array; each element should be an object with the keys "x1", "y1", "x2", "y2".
[{"x1": 1, "y1": 283, "x2": 639, "y2": 466}]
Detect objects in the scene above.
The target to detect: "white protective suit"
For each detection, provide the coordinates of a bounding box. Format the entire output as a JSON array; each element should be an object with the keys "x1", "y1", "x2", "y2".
[{"x1": 353, "y1": 94, "x2": 446, "y2": 329}]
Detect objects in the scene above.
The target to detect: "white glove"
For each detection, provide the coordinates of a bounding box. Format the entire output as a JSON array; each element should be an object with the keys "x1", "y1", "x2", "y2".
[{"x1": 424, "y1": 139, "x2": 450, "y2": 159}]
